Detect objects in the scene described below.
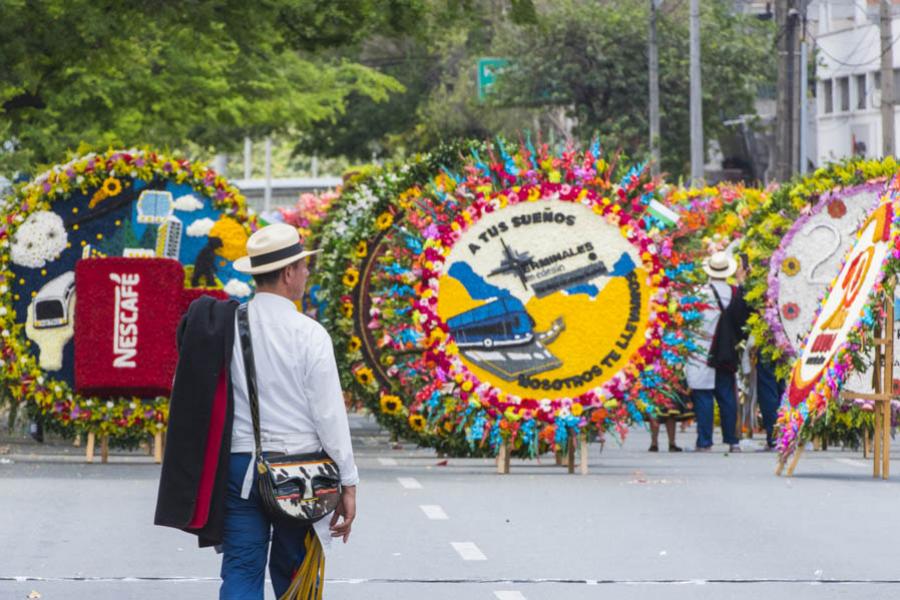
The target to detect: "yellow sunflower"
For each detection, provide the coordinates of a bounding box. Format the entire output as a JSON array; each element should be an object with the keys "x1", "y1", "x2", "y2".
[
  {"x1": 340, "y1": 303, "x2": 353, "y2": 318},
  {"x1": 375, "y1": 212, "x2": 394, "y2": 230},
  {"x1": 348, "y1": 336, "x2": 362, "y2": 353},
  {"x1": 355, "y1": 241, "x2": 368, "y2": 258},
  {"x1": 102, "y1": 177, "x2": 122, "y2": 197},
  {"x1": 781, "y1": 256, "x2": 801, "y2": 277},
  {"x1": 355, "y1": 366, "x2": 375, "y2": 387},
  {"x1": 571, "y1": 402, "x2": 584, "y2": 417},
  {"x1": 408, "y1": 414, "x2": 426, "y2": 432},
  {"x1": 380, "y1": 394, "x2": 402, "y2": 415},
  {"x1": 343, "y1": 268, "x2": 360, "y2": 288}
]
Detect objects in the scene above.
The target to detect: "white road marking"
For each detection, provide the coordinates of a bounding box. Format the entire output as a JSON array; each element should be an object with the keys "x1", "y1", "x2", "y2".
[
  {"x1": 451, "y1": 542, "x2": 487, "y2": 561},
  {"x1": 397, "y1": 477, "x2": 422, "y2": 489},
  {"x1": 494, "y1": 592, "x2": 526, "y2": 600},
  {"x1": 378, "y1": 458, "x2": 398, "y2": 466},
  {"x1": 834, "y1": 458, "x2": 868, "y2": 468},
  {"x1": 420, "y1": 504, "x2": 448, "y2": 520}
]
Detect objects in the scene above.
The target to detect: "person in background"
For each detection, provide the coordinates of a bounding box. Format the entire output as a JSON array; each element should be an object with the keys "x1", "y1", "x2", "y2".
[
  {"x1": 756, "y1": 356, "x2": 785, "y2": 450},
  {"x1": 686, "y1": 251, "x2": 750, "y2": 453}
]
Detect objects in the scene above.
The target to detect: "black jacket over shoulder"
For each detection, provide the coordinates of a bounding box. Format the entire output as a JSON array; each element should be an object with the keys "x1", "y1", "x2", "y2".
[{"x1": 155, "y1": 296, "x2": 238, "y2": 547}]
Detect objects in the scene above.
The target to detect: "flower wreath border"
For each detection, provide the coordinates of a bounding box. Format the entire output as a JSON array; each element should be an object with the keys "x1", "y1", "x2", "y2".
[
  {"x1": 413, "y1": 181, "x2": 671, "y2": 431},
  {"x1": 0, "y1": 149, "x2": 251, "y2": 442}
]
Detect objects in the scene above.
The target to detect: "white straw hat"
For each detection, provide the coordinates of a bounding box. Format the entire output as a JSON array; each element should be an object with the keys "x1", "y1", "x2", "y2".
[
  {"x1": 702, "y1": 251, "x2": 738, "y2": 280},
  {"x1": 233, "y1": 223, "x2": 321, "y2": 275}
]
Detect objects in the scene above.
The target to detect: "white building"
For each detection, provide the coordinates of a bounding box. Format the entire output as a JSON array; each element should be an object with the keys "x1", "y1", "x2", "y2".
[{"x1": 814, "y1": 0, "x2": 900, "y2": 164}]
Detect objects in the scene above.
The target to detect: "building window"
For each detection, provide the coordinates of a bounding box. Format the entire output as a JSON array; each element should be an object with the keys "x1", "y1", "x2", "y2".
[
  {"x1": 823, "y1": 79, "x2": 834, "y2": 114},
  {"x1": 838, "y1": 77, "x2": 850, "y2": 111},
  {"x1": 856, "y1": 74, "x2": 867, "y2": 109},
  {"x1": 874, "y1": 71, "x2": 881, "y2": 91}
]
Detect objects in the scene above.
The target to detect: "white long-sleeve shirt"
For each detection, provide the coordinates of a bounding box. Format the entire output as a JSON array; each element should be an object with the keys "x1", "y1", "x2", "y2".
[
  {"x1": 230, "y1": 292, "x2": 359, "y2": 489},
  {"x1": 685, "y1": 280, "x2": 732, "y2": 390}
]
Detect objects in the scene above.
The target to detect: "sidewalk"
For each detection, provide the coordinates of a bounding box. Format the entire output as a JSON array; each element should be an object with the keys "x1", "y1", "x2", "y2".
[{"x1": 0, "y1": 411, "x2": 390, "y2": 464}]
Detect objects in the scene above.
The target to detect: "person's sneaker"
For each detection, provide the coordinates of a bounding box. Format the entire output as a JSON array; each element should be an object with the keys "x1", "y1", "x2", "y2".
[
  {"x1": 668, "y1": 445, "x2": 683, "y2": 452},
  {"x1": 728, "y1": 444, "x2": 742, "y2": 453}
]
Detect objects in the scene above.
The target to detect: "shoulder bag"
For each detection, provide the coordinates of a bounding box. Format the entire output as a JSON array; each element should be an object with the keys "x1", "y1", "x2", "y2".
[{"x1": 237, "y1": 304, "x2": 341, "y2": 524}]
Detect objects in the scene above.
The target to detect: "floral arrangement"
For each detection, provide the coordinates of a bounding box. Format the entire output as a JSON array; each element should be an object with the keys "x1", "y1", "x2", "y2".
[
  {"x1": 776, "y1": 190, "x2": 900, "y2": 459},
  {"x1": 765, "y1": 182, "x2": 885, "y2": 358},
  {"x1": 660, "y1": 183, "x2": 770, "y2": 283},
  {"x1": 279, "y1": 190, "x2": 340, "y2": 243},
  {"x1": 312, "y1": 140, "x2": 699, "y2": 457},
  {"x1": 740, "y1": 157, "x2": 898, "y2": 378},
  {"x1": 0, "y1": 149, "x2": 253, "y2": 444}
]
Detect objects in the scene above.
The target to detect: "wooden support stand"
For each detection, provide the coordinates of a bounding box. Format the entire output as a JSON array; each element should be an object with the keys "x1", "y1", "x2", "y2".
[
  {"x1": 85, "y1": 432, "x2": 95, "y2": 463},
  {"x1": 85, "y1": 432, "x2": 109, "y2": 463},
  {"x1": 496, "y1": 430, "x2": 589, "y2": 475},
  {"x1": 153, "y1": 431, "x2": 164, "y2": 464},
  {"x1": 496, "y1": 440, "x2": 511, "y2": 474}
]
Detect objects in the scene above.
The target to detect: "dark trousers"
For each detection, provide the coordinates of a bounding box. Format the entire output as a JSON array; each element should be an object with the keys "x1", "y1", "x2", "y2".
[
  {"x1": 220, "y1": 453, "x2": 310, "y2": 600},
  {"x1": 692, "y1": 369, "x2": 739, "y2": 448},
  {"x1": 756, "y1": 359, "x2": 785, "y2": 447}
]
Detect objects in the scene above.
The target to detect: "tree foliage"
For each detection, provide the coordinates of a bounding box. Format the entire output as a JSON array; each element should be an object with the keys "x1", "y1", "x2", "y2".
[
  {"x1": 493, "y1": 0, "x2": 775, "y2": 176},
  {"x1": 0, "y1": 0, "x2": 419, "y2": 176},
  {"x1": 298, "y1": 0, "x2": 774, "y2": 178}
]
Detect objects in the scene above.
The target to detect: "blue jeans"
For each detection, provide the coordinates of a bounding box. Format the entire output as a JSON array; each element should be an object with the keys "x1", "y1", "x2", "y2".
[
  {"x1": 220, "y1": 453, "x2": 310, "y2": 600},
  {"x1": 693, "y1": 369, "x2": 739, "y2": 448},
  {"x1": 756, "y1": 359, "x2": 785, "y2": 447}
]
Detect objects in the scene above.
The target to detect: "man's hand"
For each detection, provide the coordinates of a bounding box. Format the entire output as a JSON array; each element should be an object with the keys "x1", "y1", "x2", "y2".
[{"x1": 330, "y1": 485, "x2": 356, "y2": 543}]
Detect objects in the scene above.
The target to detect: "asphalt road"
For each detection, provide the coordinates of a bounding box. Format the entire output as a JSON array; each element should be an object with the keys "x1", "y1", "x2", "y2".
[{"x1": 2, "y1": 419, "x2": 900, "y2": 600}]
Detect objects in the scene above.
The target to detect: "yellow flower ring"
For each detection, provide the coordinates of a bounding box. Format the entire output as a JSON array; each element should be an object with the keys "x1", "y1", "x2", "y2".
[{"x1": 1, "y1": 149, "x2": 254, "y2": 444}]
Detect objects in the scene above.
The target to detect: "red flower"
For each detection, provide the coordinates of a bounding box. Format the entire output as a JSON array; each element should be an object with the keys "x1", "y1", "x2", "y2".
[
  {"x1": 828, "y1": 199, "x2": 847, "y2": 219},
  {"x1": 781, "y1": 302, "x2": 800, "y2": 321}
]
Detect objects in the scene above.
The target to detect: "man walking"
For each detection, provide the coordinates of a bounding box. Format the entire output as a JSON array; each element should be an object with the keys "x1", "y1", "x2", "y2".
[
  {"x1": 155, "y1": 223, "x2": 359, "y2": 599},
  {"x1": 686, "y1": 251, "x2": 749, "y2": 452}
]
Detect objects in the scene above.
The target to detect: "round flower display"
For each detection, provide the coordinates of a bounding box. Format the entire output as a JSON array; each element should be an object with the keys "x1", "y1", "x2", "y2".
[
  {"x1": 778, "y1": 194, "x2": 900, "y2": 459},
  {"x1": 768, "y1": 182, "x2": 884, "y2": 357},
  {"x1": 0, "y1": 149, "x2": 254, "y2": 444},
  {"x1": 312, "y1": 140, "x2": 695, "y2": 458}
]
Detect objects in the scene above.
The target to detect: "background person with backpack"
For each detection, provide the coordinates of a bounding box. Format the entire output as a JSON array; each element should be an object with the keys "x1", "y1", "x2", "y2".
[{"x1": 685, "y1": 251, "x2": 750, "y2": 452}]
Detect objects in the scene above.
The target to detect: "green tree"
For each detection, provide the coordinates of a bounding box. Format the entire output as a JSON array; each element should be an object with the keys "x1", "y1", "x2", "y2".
[
  {"x1": 0, "y1": 1, "x2": 420, "y2": 177},
  {"x1": 295, "y1": 0, "x2": 540, "y2": 161},
  {"x1": 491, "y1": 0, "x2": 775, "y2": 177}
]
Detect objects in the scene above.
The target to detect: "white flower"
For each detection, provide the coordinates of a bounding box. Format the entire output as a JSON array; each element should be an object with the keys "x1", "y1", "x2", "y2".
[
  {"x1": 223, "y1": 279, "x2": 252, "y2": 297},
  {"x1": 85, "y1": 399, "x2": 93, "y2": 406},
  {"x1": 106, "y1": 401, "x2": 114, "y2": 409},
  {"x1": 129, "y1": 402, "x2": 136, "y2": 409},
  {"x1": 186, "y1": 218, "x2": 216, "y2": 237},
  {"x1": 174, "y1": 194, "x2": 204, "y2": 212},
  {"x1": 0, "y1": 306, "x2": 7, "y2": 315},
  {"x1": 11, "y1": 211, "x2": 67, "y2": 268}
]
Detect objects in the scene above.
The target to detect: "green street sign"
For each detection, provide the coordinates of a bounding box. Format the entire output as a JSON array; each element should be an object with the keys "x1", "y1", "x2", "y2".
[{"x1": 477, "y1": 58, "x2": 510, "y2": 101}]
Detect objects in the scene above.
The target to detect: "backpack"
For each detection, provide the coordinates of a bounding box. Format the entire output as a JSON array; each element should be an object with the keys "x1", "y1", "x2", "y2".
[{"x1": 706, "y1": 284, "x2": 749, "y2": 373}]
